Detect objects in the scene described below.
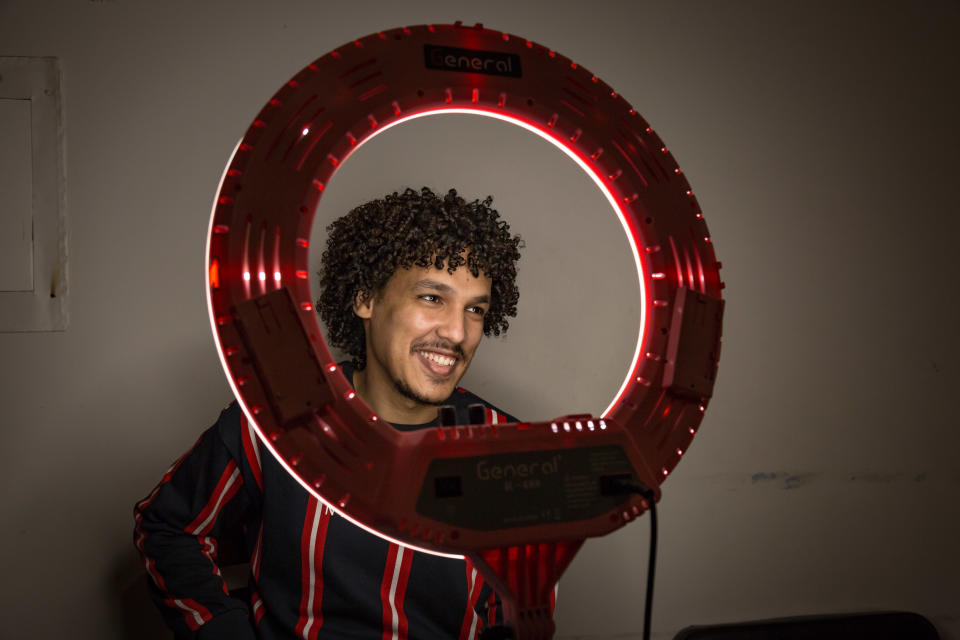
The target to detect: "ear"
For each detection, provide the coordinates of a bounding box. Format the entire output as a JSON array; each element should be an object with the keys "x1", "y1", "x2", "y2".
[{"x1": 353, "y1": 290, "x2": 374, "y2": 319}]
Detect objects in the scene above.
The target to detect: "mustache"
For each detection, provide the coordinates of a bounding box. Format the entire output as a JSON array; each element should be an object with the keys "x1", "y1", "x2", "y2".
[{"x1": 411, "y1": 341, "x2": 465, "y2": 358}]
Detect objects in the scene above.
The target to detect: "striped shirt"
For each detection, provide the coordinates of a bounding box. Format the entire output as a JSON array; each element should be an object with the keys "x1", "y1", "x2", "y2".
[{"x1": 134, "y1": 370, "x2": 513, "y2": 639}]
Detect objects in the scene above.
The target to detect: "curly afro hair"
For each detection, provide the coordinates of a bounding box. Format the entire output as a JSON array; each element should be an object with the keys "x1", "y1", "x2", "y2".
[{"x1": 317, "y1": 187, "x2": 523, "y2": 370}]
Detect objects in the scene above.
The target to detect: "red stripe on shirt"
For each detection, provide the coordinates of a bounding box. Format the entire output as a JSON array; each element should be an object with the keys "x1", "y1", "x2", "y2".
[
  {"x1": 380, "y1": 543, "x2": 413, "y2": 640},
  {"x1": 186, "y1": 461, "x2": 241, "y2": 535},
  {"x1": 296, "y1": 499, "x2": 318, "y2": 639},
  {"x1": 240, "y1": 413, "x2": 263, "y2": 491},
  {"x1": 251, "y1": 522, "x2": 264, "y2": 579},
  {"x1": 484, "y1": 408, "x2": 506, "y2": 425},
  {"x1": 486, "y1": 590, "x2": 499, "y2": 627},
  {"x1": 251, "y1": 589, "x2": 266, "y2": 625},
  {"x1": 169, "y1": 596, "x2": 213, "y2": 630},
  {"x1": 458, "y1": 565, "x2": 482, "y2": 640},
  {"x1": 308, "y1": 505, "x2": 332, "y2": 639},
  {"x1": 249, "y1": 525, "x2": 266, "y2": 622},
  {"x1": 393, "y1": 548, "x2": 413, "y2": 640},
  {"x1": 196, "y1": 535, "x2": 228, "y2": 594},
  {"x1": 295, "y1": 497, "x2": 331, "y2": 640},
  {"x1": 380, "y1": 544, "x2": 401, "y2": 640}
]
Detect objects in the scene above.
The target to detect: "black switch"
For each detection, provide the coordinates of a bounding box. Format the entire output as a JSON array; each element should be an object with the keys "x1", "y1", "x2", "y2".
[
  {"x1": 434, "y1": 475, "x2": 462, "y2": 498},
  {"x1": 438, "y1": 405, "x2": 457, "y2": 426},
  {"x1": 467, "y1": 403, "x2": 486, "y2": 425}
]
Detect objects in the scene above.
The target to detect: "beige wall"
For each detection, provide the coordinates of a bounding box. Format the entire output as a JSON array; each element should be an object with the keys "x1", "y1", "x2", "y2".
[{"x1": 0, "y1": 1, "x2": 958, "y2": 638}]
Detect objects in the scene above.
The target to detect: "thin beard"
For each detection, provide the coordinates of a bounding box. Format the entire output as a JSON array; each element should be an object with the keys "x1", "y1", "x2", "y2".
[{"x1": 393, "y1": 377, "x2": 447, "y2": 407}]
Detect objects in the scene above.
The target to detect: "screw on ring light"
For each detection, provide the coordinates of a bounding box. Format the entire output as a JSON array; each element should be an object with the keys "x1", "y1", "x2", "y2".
[{"x1": 205, "y1": 22, "x2": 723, "y2": 640}]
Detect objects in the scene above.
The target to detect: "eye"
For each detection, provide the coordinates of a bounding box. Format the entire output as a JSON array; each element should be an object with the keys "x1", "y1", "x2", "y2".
[
  {"x1": 419, "y1": 294, "x2": 440, "y2": 303},
  {"x1": 466, "y1": 305, "x2": 487, "y2": 316}
]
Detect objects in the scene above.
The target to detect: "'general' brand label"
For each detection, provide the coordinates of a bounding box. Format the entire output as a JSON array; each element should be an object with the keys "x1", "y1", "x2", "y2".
[
  {"x1": 424, "y1": 45, "x2": 522, "y2": 78},
  {"x1": 476, "y1": 454, "x2": 562, "y2": 480}
]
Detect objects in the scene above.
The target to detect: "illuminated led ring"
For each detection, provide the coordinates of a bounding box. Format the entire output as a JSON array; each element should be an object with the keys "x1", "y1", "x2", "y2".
[{"x1": 207, "y1": 23, "x2": 723, "y2": 557}]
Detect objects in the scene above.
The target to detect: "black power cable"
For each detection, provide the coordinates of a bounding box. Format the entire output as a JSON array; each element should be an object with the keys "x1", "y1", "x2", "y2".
[
  {"x1": 600, "y1": 476, "x2": 658, "y2": 640},
  {"x1": 480, "y1": 477, "x2": 659, "y2": 640}
]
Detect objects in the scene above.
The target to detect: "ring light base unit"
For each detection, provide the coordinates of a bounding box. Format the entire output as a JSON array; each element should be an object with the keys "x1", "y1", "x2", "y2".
[{"x1": 207, "y1": 22, "x2": 724, "y2": 640}]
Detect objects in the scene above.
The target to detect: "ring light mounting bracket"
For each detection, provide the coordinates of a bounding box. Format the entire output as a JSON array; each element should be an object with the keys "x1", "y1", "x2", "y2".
[{"x1": 206, "y1": 22, "x2": 724, "y2": 640}]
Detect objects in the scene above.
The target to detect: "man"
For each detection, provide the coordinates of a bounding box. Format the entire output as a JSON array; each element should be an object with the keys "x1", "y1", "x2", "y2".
[{"x1": 134, "y1": 187, "x2": 524, "y2": 640}]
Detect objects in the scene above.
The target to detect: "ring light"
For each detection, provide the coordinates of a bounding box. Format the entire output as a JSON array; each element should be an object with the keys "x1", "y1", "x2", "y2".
[{"x1": 206, "y1": 22, "x2": 723, "y2": 639}]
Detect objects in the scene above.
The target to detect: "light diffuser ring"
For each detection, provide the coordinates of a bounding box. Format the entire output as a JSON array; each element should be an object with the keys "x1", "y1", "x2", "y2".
[{"x1": 206, "y1": 23, "x2": 723, "y2": 556}]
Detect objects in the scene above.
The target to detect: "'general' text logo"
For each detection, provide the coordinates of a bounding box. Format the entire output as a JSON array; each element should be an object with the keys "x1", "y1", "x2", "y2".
[
  {"x1": 424, "y1": 45, "x2": 522, "y2": 78},
  {"x1": 476, "y1": 455, "x2": 562, "y2": 481}
]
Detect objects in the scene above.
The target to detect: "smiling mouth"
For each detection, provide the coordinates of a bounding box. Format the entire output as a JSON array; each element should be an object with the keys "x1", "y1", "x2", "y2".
[
  {"x1": 419, "y1": 351, "x2": 457, "y2": 367},
  {"x1": 415, "y1": 350, "x2": 461, "y2": 379}
]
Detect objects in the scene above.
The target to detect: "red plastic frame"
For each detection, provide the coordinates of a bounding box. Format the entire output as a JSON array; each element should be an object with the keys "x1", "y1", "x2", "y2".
[{"x1": 206, "y1": 22, "x2": 723, "y2": 638}]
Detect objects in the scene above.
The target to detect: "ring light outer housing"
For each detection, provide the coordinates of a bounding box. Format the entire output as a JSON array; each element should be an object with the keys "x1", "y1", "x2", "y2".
[{"x1": 206, "y1": 23, "x2": 724, "y2": 561}]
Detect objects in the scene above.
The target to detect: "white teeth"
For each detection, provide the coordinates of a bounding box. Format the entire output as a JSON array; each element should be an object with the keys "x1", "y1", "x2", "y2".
[{"x1": 421, "y1": 351, "x2": 455, "y2": 366}]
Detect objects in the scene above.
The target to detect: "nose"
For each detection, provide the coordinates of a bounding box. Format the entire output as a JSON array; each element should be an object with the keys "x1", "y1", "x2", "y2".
[{"x1": 435, "y1": 304, "x2": 466, "y2": 345}]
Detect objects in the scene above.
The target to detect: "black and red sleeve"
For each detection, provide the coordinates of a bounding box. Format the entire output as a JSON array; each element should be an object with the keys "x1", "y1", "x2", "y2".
[{"x1": 133, "y1": 404, "x2": 263, "y2": 639}]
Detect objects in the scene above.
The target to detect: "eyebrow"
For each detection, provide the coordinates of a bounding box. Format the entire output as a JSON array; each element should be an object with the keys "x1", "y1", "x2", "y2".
[{"x1": 414, "y1": 279, "x2": 490, "y2": 305}]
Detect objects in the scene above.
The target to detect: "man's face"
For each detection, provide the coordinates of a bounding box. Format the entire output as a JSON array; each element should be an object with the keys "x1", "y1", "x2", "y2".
[{"x1": 354, "y1": 257, "x2": 492, "y2": 413}]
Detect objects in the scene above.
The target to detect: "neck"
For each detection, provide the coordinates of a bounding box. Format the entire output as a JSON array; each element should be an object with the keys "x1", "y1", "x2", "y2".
[{"x1": 352, "y1": 367, "x2": 439, "y2": 425}]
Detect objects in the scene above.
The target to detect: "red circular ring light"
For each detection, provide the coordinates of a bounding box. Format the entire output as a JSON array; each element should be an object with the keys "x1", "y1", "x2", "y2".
[{"x1": 206, "y1": 22, "x2": 723, "y2": 636}]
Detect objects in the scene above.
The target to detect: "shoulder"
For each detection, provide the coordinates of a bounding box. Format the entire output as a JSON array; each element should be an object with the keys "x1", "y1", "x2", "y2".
[
  {"x1": 211, "y1": 401, "x2": 265, "y2": 491},
  {"x1": 212, "y1": 401, "x2": 244, "y2": 446}
]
